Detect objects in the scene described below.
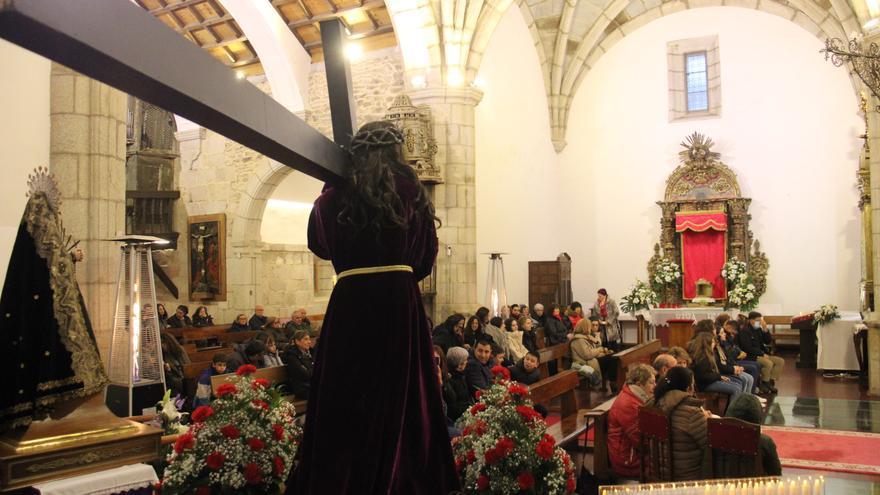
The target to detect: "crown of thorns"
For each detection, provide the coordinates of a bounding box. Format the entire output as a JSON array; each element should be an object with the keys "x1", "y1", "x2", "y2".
[{"x1": 350, "y1": 126, "x2": 404, "y2": 153}]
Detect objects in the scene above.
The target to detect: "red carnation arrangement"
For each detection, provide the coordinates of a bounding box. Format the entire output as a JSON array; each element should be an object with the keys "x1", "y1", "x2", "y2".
[
  {"x1": 159, "y1": 365, "x2": 302, "y2": 494},
  {"x1": 453, "y1": 368, "x2": 576, "y2": 494}
]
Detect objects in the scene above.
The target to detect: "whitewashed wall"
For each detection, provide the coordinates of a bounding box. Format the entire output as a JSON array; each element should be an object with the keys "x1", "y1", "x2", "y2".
[
  {"x1": 475, "y1": 8, "x2": 564, "y2": 308},
  {"x1": 0, "y1": 41, "x2": 50, "y2": 290},
  {"x1": 476, "y1": 6, "x2": 862, "y2": 314}
]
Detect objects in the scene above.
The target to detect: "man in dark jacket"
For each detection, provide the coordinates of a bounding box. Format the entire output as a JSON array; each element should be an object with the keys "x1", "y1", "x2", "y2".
[
  {"x1": 249, "y1": 304, "x2": 268, "y2": 330},
  {"x1": 225, "y1": 340, "x2": 265, "y2": 372},
  {"x1": 725, "y1": 394, "x2": 782, "y2": 475},
  {"x1": 285, "y1": 330, "x2": 314, "y2": 400},
  {"x1": 465, "y1": 340, "x2": 494, "y2": 395},
  {"x1": 736, "y1": 311, "x2": 784, "y2": 393}
]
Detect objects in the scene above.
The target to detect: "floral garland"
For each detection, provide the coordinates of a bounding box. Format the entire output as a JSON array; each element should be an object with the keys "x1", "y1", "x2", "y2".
[
  {"x1": 157, "y1": 365, "x2": 302, "y2": 495},
  {"x1": 453, "y1": 366, "x2": 576, "y2": 494},
  {"x1": 620, "y1": 280, "x2": 658, "y2": 314},
  {"x1": 651, "y1": 258, "x2": 681, "y2": 293},
  {"x1": 813, "y1": 304, "x2": 840, "y2": 326}
]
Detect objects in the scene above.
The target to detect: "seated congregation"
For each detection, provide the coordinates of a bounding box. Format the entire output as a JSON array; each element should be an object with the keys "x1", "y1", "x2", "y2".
[
  {"x1": 157, "y1": 303, "x2": 320, "y2": 410},
  {"x1": 430, "y1": 294, "x2": 787, "y2": 486}
]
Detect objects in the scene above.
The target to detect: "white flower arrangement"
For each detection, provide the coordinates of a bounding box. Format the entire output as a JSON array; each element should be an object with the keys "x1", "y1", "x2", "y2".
[
  {"x1": 620, "y1": 280, "x2": 658, "y2": 314},
  {"x1": 727, "y1": 281, "x2": 758, "y2": 311},
  {"x1": 721, "y1": 258, "x2": 748, "y2": 283},
  {"x1": 652, "y1": 258, "x2": 682, "y2": 290},
  {"x1": 158, "y1": 365, "x2": 301, "y2": 495},
  {"x1": 813, "y1": 304, "x2": 841, "y2": 326},
  {"x1": 454, "y1": 367, "x2": 576, "y2": 494}
]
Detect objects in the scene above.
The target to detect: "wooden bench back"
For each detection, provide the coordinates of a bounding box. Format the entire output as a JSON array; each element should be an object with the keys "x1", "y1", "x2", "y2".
[
  {"x1": 538, "y1": 342, "x2": 570, "y2": 379},
  {"x1": 188, "y1": 347, "x2": 233, "y2": 364},
  {"x1": 529, "y1": 370, "x2": 582, "y2": 445},
  {"x1": 613, "y1": 339, "x2": 661, "y2": 390},
  {"x1": 638, "y1": 406, "x2": 673, "y2": 483},
  {"x1": 583, "y1": 396, "x2": 616, "y2": 481},
  {"x1": 707, "y1": 417, "x2": 762, "y2": 478},
  {"x1": 183, "y1": 362, "x2": 209, "y2": 380},
  {"x1": 218, "y1": 331, "x2": 259, "y2": 345},
  {"x1": 534, "y1": 327, "x2": 547, "y2": 349}
]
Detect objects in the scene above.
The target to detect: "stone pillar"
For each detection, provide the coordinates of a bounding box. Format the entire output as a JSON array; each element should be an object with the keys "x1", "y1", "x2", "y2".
[
  {"x1": 49, "y1": 64, "x2": 127, "y2": 364},
  {"x1": 409, "y1": 87, "x2": 483, "y2": 323},
  {"x1": 866, "y1": 321, "x2": 880, "y2": 396}
]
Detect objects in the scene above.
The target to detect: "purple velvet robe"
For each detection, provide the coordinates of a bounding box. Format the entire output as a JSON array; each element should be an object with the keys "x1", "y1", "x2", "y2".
[{"x1": 288, "y1": 176, "x2": 460, "y2": 494}]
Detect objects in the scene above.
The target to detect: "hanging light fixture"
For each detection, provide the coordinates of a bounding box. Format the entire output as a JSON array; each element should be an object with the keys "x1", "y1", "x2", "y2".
[{"x1": 484, "y1": 253, "x2": 508, "y2": 317}]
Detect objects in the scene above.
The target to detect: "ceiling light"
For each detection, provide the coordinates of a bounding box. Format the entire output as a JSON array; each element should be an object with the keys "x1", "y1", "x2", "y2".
[
  {"x1": 411, "y1": 74, "x2": 427, "y2": 88},
  {"x1": 345, "y1": 43, "x2": 363, "y2": 62},
  {"x1": 236, "y1": 70, "x2": 246, "y2": 80},
  {"x1": 447, "y1": 69, "x2": 464, "y2": 87}
]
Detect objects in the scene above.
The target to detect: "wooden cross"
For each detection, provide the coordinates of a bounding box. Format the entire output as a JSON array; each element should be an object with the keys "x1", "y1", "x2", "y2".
[{"x1": 0, "y1": 0, "x2": 357, "y2": 184}]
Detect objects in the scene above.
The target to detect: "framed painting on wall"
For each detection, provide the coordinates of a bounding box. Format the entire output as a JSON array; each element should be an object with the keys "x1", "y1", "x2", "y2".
[{"x1": 188, "y1": 213, "x2": 226, "y2": 301}]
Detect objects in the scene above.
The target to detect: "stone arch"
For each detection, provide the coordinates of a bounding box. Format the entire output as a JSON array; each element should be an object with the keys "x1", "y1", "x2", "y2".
[
  {"x1": 231, "y1": 159, "x2": 293, "y2": 247},
  {"x1": 515, "y1": 0, "x2": 864, "y2": 151}
]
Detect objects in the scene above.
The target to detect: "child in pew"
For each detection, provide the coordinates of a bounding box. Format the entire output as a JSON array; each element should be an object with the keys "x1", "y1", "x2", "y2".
[
  {"x1": 193, "y1": 354, "x2": 227, "y2": 407},
  {"x1": 508, "y1": 351, "x2": 549, "y2": 418}
]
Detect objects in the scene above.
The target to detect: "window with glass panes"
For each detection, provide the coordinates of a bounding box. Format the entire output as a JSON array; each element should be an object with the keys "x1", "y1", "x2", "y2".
[{"x1": 685, "y1": 52, "x2": 708, "y2": 112}]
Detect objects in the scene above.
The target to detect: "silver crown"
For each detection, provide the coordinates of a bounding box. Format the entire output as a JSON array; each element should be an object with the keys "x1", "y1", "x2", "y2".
[{"x1": 27, "y1": 167, "x2": 62, "y2": 212}]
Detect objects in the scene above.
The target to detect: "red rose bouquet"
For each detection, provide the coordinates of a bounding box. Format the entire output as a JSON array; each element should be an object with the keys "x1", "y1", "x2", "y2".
[
  {"x1": 453, "y1": 367, "x2": 576, "y2": 494},
  {"x1": 158, "y1": 365, "x2": 302, "y2": 494}
]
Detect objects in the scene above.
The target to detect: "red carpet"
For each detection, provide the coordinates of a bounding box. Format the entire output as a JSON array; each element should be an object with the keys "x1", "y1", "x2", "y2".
[{"x1": 763, "y1": 426, "x2": 880, "y2": 475}]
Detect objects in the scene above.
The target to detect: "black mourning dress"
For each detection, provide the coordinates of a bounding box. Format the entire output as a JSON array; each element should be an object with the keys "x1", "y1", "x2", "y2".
[{"x1": 0, "y1": 189, "x2": 108, "y2": 432}]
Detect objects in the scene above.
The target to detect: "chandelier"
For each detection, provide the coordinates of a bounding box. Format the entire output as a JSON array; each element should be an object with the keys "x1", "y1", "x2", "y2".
[{"x1": 822, "y1": 37, "x2": 880, "y2": 106}]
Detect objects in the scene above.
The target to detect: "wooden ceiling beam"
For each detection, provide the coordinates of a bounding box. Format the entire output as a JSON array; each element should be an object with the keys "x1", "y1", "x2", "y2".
[
  {"x1": 287, "y1": 0, "x2": 384, "y2": 29},
  {"x1": 147, "y1": 0, "x2": 210, "y2": 17},
  {"x1": 302, "y1": 23, "x2": 392, "y2": 49},
  {"x1": 199, "y1": 35, "x2": 247, "y2": 50},
  {"x1": 364, "y1": 8, "x2": 378, "y2": 30}
]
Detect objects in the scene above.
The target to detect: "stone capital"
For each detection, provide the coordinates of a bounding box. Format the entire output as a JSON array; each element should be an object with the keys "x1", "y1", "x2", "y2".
[{"x1": 407, "y1": 86, "x2": 484, "y2": 108}]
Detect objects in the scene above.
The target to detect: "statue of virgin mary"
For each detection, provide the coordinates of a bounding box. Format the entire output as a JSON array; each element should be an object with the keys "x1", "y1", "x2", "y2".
[{"x1": 0, "y1": 168, "x2": 109, "y2": 432}]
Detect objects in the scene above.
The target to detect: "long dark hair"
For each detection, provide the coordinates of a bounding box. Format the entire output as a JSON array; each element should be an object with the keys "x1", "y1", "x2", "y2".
[
  {"x1": 653, "y1": 366, "x2": 693, "y2": 401},
  {"x1": 338, "y1": 121, "x2": 439, "y2": 236}
]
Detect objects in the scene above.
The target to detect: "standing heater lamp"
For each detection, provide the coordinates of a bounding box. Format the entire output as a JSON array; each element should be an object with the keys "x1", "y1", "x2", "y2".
[
  {"x1": 105, "y1": 235, "x2": 168, "y2": 417},
  {"x1": 484, "y1": 253, "x2": 509, "y2": 317}
]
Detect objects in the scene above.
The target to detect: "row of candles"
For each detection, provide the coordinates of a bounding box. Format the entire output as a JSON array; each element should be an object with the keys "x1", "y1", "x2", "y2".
[{"x1": 600, "y1": 476, "x2": 825, "y2": 495}]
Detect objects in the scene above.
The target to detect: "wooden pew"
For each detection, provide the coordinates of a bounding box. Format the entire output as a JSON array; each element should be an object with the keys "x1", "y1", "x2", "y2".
[
  {"x1": 211, "y1": 365, "x2": 308, "y2": 415},
  {"x1": 612, "y1": 339, "x2": 662, "y2": 391},
  {"x1": 529, "y1": 370, "x2": 585, "y2": 445},
  {"x1": 218, "y1": 330, "x2": 259, "y2": 345},
  {"x1": 535, "y1": 327, "x2": 547, "y2": 349},
  {"x1": 538, "y1": 342, "x2": 570, "y2": 379},
  {"x1": 188, "y1": 347, "x2": 233, "y2": 364},
  {"x1": 764, "y1": 315, "x2": 795, "y2": 352},
  {"x1": 582, "y1": 396, "x2": 617, "y2": 480},
  {"x1": 696, "y1": 392, "x2": 729, "y2": 417}
]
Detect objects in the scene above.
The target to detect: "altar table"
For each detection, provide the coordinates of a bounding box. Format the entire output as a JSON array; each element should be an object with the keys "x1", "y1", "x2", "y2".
[
  {"x1": 30, "y1": 463, "x2": 157, "y2": 495},
  {"x1": 817, "y1": 311, "x2": 862, "y2": 371},
  {"x1": 649, "y1": 308, "x2": 739, "y2": 326}
]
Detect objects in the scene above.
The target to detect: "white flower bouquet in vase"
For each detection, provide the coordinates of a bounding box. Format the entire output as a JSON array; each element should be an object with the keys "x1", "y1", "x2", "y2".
[{"x1": 620, "y1": 280, "x2": 658, "y2": 317}]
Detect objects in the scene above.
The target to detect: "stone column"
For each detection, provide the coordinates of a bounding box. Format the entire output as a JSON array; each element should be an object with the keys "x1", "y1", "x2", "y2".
[
  {"x1": 49, "y1": 64, "x2": 127, "y2": 364},
  {"x1": 409, "y1": 87, "x2": 482, "y2": 323}
]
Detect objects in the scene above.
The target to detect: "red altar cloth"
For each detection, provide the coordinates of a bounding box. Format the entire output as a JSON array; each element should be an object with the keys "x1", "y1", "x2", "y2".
[{"x1": 676, "y1": 212, "x2": 727, "y2": 299}]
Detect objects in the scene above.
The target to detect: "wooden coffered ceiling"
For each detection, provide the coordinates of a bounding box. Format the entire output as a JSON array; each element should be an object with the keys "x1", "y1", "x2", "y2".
[{"x1": 136, "y1": 0, "x2": 397, "y2": 75}]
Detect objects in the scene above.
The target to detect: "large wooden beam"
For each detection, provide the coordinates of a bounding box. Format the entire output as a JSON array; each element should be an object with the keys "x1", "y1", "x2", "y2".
[
  {"x1": 320, "y1": 19, "x2": 357, "y2": 147},
  {"x1": 0, "y1": 0, "x2": 348, "y2": 184}
]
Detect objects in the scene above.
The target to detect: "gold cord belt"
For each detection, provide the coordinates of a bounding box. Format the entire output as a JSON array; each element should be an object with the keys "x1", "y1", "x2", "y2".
[{"x1": 336, "y1": 264, "x2": 413, "y2": 280}]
